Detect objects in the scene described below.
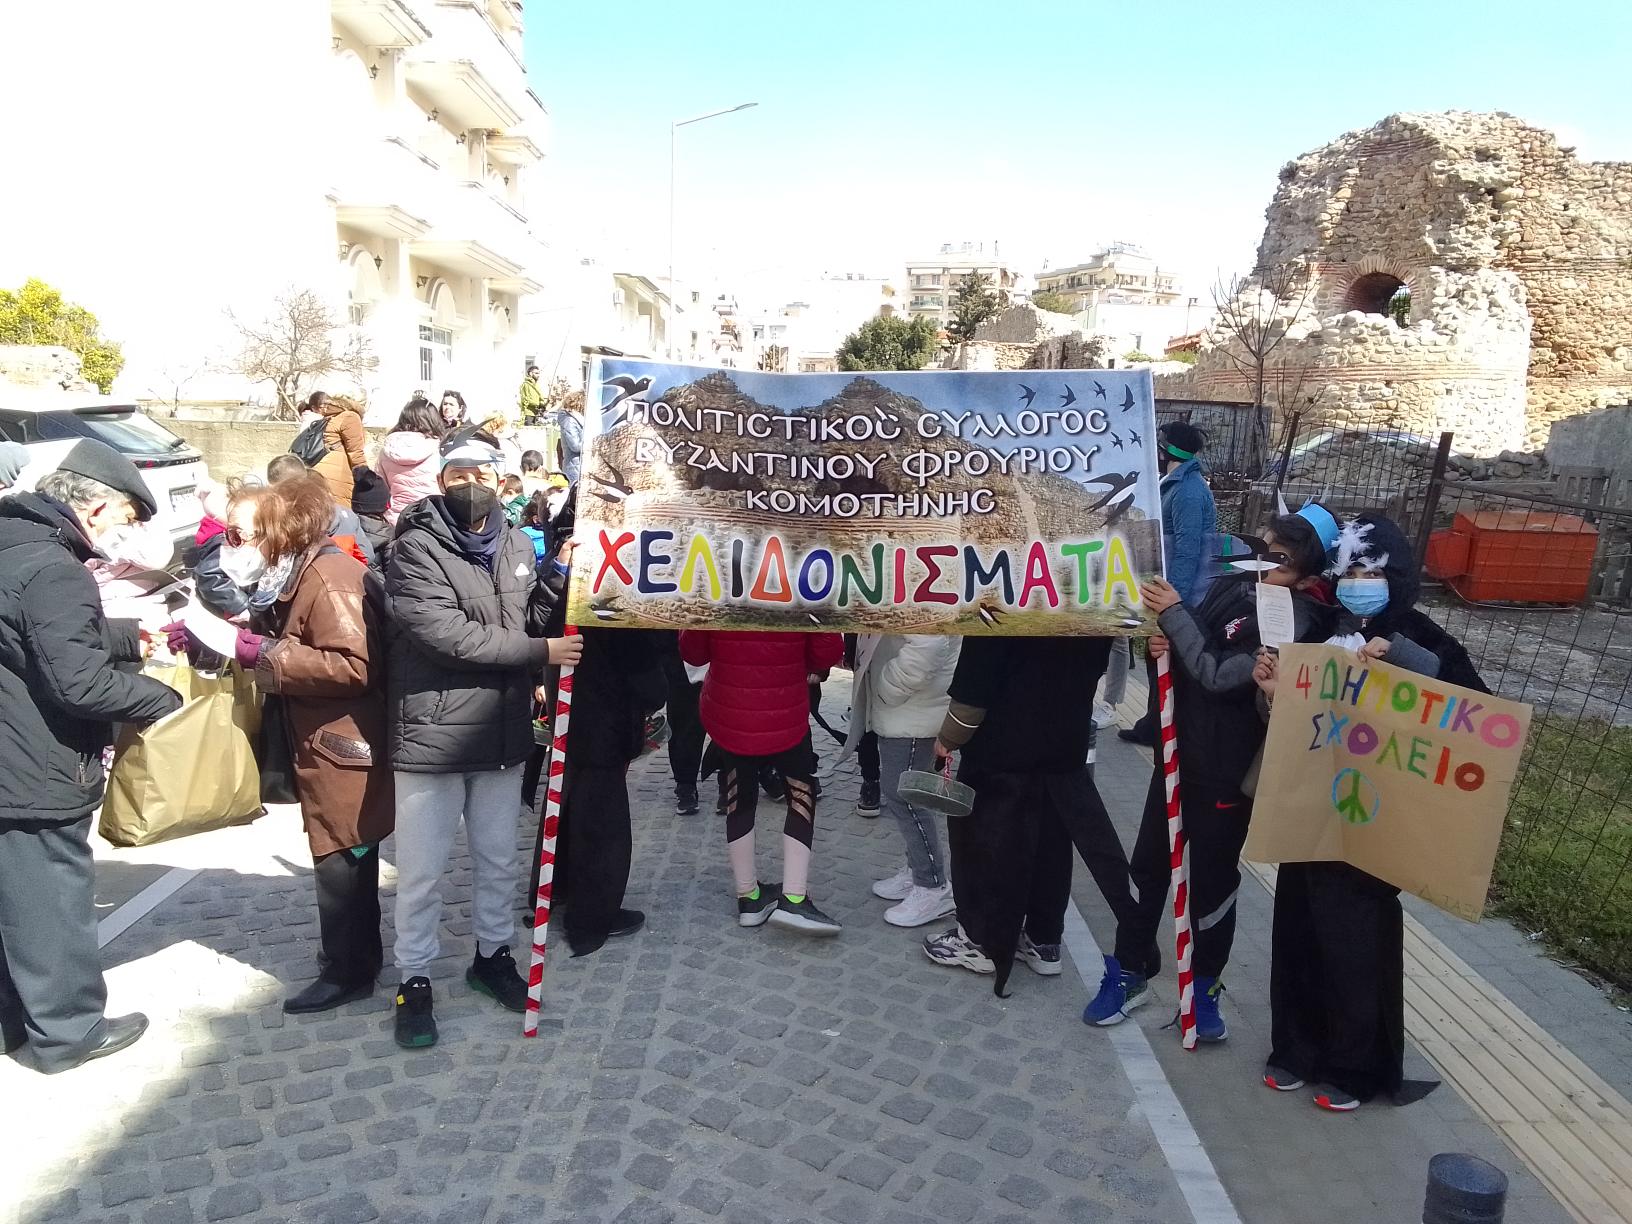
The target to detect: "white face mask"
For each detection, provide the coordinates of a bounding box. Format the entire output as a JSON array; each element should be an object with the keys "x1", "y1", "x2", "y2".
[
  {"x1": 219, "y1": 541, "x2": 268, "y2": 588},
  {"x1": 99, "y1": 524, "x2": 172, "y2": 570}
]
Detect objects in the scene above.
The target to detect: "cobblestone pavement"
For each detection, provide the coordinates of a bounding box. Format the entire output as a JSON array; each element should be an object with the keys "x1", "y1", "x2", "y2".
[{"x1": 6, "y1": 746, "x2": 1191, "y2": 1224}]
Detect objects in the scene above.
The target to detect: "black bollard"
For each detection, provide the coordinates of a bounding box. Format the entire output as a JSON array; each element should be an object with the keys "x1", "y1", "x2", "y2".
[{"x1": 1423, "y1": 1152, "x2": 1507, "y2": 1224}]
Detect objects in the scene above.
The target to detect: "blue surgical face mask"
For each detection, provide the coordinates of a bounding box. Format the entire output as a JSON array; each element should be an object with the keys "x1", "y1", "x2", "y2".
[{"x1": 1336, "y1": 577, "x2": 1389, "y2": 617}]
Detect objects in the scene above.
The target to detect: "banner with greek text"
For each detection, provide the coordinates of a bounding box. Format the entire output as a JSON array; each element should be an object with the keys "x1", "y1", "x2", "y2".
[
  {"x1": 564, "y1": 359, "x2": 1165, "y2": 635},
  {"x1": 1244, "y1": 643, "x2": 1533, "y2": 920}
]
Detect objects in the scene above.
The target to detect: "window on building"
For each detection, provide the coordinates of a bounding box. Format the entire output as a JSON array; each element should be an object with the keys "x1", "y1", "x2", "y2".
[{"x1": 419, "y1": 324, "x2": 453, "y2": 382}]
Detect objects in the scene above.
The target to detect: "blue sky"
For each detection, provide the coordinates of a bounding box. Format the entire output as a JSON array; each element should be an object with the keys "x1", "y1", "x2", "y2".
[{"x1": 527, "y1": 0, "x2": 1631, "y2": 300}]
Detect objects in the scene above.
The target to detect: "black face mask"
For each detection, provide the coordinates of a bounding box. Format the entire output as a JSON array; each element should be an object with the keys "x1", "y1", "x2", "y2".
[{"x1": 444, "y1": 483, "x2": 498, "y2": 530}]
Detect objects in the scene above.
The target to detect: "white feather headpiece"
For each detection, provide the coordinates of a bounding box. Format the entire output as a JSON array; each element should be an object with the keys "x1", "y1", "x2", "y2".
[{"x1": 1329, "y1": 519, "x2": 1389, "y2": 577}]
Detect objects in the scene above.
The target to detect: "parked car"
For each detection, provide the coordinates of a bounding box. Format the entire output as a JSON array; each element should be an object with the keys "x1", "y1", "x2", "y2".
[
  {"x1": 0, "y1": 395, "x2": 205, "y2": 565},
  {"x1": 1260, "y1": 428, "x2": 1438, "y2": 482}
]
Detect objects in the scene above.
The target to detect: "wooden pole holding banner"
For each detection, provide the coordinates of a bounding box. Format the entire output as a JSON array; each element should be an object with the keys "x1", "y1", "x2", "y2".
[
  {"x1": 1156, "y1": 651, "x2": 1197, "y2": 1050},
  {"x1": 523, "y1": 623, "x2": 578, "y2": 1037}
]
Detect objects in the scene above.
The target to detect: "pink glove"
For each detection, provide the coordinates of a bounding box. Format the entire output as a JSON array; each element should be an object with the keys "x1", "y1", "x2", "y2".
[{"x1": 234, "y1": 630, "x2": 265, "y2": 670}]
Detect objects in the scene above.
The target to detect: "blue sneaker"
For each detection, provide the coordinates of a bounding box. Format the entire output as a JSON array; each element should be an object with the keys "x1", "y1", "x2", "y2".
[
  {"x1": 1193, "y1": 976, "x2": 1228, "y2": 1042},
  {"x1": 1083, "y1": 956, "x2": 1148, "y2": 1026}
]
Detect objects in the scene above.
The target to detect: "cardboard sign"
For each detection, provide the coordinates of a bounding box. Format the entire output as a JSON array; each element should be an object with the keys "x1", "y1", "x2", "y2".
[
  {"x1": 1243, "y1": 643, "x2": 1532, "y2": 920},
  {"x1": 566, "y1": 359, "x2": 1165, "y2": 635}
]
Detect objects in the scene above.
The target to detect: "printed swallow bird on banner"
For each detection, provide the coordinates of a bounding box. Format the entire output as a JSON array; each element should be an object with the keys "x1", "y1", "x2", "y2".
[
  {"x1": 1129, "y1": 429, "x2": 1142, "y2": 447},
  {"x1": 1018, "y1": 383, "x2": 1037, "y2": 407},
  {"x1": 600, "y1": 374, "x2": 653, "y2": 430},
  {"x1": 1110, "y1": 433, "x2": 1124, "y2": 450},
  {"x1": 1083, "y1": 471, "x2": 1140, "y2": 520},
  {"x1": 1120, "y1": 385, "x2": 1136, "y2": 413},
  {"x1": 1093, "y1": 381, "x2": 1107, "y2": 399},
  {"x1": 1060, "y1": 385, "x2": 1078, "y2": 407},
  {"x1": 976, "y1": 602, "x2": 1006, "y2": 627},
  {"x1": 590, "y1": 461, "x2": 634, "y2": 504}
]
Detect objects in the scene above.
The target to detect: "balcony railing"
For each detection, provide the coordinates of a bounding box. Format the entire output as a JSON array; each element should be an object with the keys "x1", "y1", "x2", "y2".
[{"x1": 403, "y1": 0, "x2": 541, "y2": 132}]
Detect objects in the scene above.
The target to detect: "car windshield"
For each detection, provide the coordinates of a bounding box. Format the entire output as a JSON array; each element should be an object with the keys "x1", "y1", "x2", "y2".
[{"x1": 36, "y1": 410, "x2": 187, "y2": 454}]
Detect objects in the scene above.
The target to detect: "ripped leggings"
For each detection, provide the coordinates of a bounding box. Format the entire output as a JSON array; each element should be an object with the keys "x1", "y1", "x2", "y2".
[{"x1": 721, "y1": 746, "x2": 816, "y2": 847}]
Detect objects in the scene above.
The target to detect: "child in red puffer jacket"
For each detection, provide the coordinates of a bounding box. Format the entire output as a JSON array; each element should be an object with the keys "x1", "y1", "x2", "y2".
[{"x1": 679, "y1": 628, "x2": 844, "y2": 935}]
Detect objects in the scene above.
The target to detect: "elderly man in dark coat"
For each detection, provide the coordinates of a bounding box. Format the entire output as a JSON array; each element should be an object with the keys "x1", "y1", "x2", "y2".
[{"x1": 0, "y1": 441, "x2": 182, "y2": 1072}]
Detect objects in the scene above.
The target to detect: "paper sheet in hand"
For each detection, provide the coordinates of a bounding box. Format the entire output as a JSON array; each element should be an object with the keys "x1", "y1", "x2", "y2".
[
  {"x1": 1255, "y1": 582, "x2": 1296, "y2": 649},
  {"x1": 182, "y1": 600, "x2": 241, "y2": 658}
]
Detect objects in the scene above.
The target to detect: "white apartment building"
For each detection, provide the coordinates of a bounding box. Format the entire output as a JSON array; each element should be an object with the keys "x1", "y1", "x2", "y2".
[
  {"x1": 1035, "y1": 243, "x2": 1180, "y2": 310},
  {"x1": 904, "y1": 244, "x2": 1016, "y2": 329},
  {"x1": 0, "y1": 0, "x2": 549, "y2": 423}
]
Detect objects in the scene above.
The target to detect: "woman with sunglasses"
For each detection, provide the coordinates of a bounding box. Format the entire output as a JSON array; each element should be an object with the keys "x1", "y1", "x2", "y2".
[
  {"x1": 222, "y1": 480, "x2": 394, "y2": 1014},
  {"x1": 1084, "y1": 505, "x2": 1341, "y2": 1041}
]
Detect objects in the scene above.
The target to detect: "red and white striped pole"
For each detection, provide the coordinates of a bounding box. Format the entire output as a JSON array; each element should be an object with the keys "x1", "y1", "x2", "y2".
[
  {"x1": 523, "y1": 623, "x2": 578, "y2": 1037},
  {"x1": 1156, "y1": 651, "x2": 1197, "y2": 1051}
]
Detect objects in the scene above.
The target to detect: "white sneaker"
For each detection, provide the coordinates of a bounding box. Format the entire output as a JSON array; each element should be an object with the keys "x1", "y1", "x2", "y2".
[
  {"x1": 923, "y1": 925, "x2": 995, "y2": 975},
  {"x1": 1017, "y1": 932, "x2": 1063, "y2": 976},
  {"x1": 885, "y1": 884, "x2": 956, "y2": 928},
  {"x1": 871, "y1": 864, "x2": 913, "y2": 901},
  {"x1": 1093, "y1": 701, "x2": 1118, "y2": 729}
]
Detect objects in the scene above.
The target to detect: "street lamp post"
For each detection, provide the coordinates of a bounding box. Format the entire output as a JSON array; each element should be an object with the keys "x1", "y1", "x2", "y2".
[{"x1": 669, "y1": 102, "x2": 757, "y2": 361}]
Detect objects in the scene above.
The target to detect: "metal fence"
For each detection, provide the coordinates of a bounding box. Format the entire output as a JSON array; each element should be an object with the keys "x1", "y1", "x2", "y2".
[{"x1": 1413, "y1": 477, "x2": 1632, "y2": 987}]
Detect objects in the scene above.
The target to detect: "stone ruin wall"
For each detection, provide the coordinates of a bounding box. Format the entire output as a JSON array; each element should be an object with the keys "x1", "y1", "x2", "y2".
[
  {"x1": 1157, "y1": 112, "x2": 1632, "y2": 454},
  {"x1": 947, "y1": 307, "x2": 1114, "y2": 371}
]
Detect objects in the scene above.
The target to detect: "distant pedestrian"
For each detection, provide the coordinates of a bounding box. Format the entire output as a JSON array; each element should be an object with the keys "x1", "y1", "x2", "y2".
[
  {"x1": 225, "y1": 480, "x2": 394, "y2": 1014},
  {"x1": 844, "y1": 634, "x2": 961, "y2": 927},
  {"x1": 438, "y1": 390, "x2": 468, "y2": 432},
  {"x1": 519, "y1": 364, "x2": 545, "y2": 424},
  {"x1": 0, "y1": 441, "x2": 183, "y2": 1072},
  {"x1": 1122, "y1": 420, "x2": 1217, "y2": 747},
  {"x1": 311, "y1": 393, "x2": 369, "y2": 510},
  {"x1": 384, "y1": 436, "x2": 581, "y2": 1048},
  {"x1": 378, "y1": 398, "x2": 446, "y2": 526},
  {"x1": 661, "y1": 633, "x2": 706, "y2": 816},
  {"x1": 679, "y1": 629, "x2": 844, "y2": 935}
]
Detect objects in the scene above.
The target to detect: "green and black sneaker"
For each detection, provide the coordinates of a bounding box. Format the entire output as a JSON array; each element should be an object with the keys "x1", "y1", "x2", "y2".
[
  {"x1": 467, "y1": 945, "x2": 530, "y2": 1012},
  {"x1": 394, "y1": 977, "x2": 437, "y2": 1049}
]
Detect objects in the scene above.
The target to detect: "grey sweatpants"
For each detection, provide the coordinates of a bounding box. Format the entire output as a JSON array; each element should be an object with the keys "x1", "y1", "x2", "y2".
[
  {"x1": 392, "y1": 769, "x2": 524, "y2": 980},
  {"x1": 879, "y1": 737, "x2": 946, "y2": 889},
  {"x1": 0, "y1": 815, "x2": 107, "y2": 1070}
]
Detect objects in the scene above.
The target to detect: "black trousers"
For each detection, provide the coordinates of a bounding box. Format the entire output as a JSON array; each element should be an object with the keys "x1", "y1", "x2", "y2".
[
  {"x1": 663, "y1": 648, "x2": 704, "y2": 792},
  {"x1": 312, "y1": 845, "x2": 382, "y2": 986},
  {"x1": 550, "y1": 764, "x2": 632, "y2": 954},
  {"x1": 0, "y1": 816, "x2": 105, "y2": 1069},
  {"x1": 1115, "y1": 765, "x2": 1252, "y2": 981},
  {"x1": 948, "y1": 768, "x2": 1136, "y2": 995},
  {"x1": 857, "y1": 732, "x2": 879, "y2": 785},
  {"x1": 1270, "y1": 861, "x2": 1404, "y2": 1101}
]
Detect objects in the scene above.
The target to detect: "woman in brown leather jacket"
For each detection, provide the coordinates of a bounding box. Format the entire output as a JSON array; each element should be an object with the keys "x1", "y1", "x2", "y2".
[{"x1": 224, "y1": 477, "x2": 393, "y2": 1014}]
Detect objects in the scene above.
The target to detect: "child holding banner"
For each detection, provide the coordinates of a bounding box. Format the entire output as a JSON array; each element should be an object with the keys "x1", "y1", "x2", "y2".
[
  {"x1": 1256, "y1": 512, "x2": 1485, "y2": 1111},
  {"x1": 1085, "y1": 506, "x2": 1341, "y2": 1040},
  {"x1": 679, "y1": 628, "x2": 844, "y2": 935}
]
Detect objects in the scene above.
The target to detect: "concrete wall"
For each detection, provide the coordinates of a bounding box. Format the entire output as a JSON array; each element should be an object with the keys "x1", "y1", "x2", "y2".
[
  {"x1": 1546, "y1": 404, "x2": 1632, "y2": 479},
  {"x1": 165, "y1": 421, "x2": 383, "y2": 481}
]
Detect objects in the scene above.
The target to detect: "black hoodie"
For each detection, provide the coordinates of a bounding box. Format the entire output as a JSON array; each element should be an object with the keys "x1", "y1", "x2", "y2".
[
  {"x1": 1158, "y1": 571, "x2": 1340, "y2": 793},
  {"x1": 0, "y1": 493, "x2": 181, "y2": 823},
  {"x1": 384, "y1": 496, "x2": 552, "y2": 772},
  {"x1": 1338, "y1": 513, "x2": 1487, "y2": 693}
]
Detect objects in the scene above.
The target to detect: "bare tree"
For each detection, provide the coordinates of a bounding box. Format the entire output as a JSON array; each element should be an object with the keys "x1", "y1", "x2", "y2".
[
  {"x1": 144, "y1": 355, "x2": 214, "y2": 415},
  {"x1": 227, "y1": 289, "x2": 377, "y2": 419},
  {"x1": 1209, "y1": 262, "x2": 1316, "y2": 469}
]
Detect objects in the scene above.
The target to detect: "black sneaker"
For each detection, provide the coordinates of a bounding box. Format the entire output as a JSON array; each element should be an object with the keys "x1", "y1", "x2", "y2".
[
  {"x1": 394, "y1": 977, "x2": 437, "y2": 1049},
  {"x1": 675, "y1": 785, "x2": 700, "y2": 816},
  {"x1": 737, "y1": 885, "x2": 779, "y2": 929},
  {"x1": 467, "y1": 945, "x2": 529, "y2": 1013},
  {"x1": 760, "y1": 770, "x2": 787, "y2": 801},
  {"x1": 857, "y1": 779, "x2": 881, "y2": 818},
  {"x1": 715, "y1": 783, "x2": 728, "y2": 816},
  {"x1": 768, "y1": 895, "x2": 841, "y2": 937}
]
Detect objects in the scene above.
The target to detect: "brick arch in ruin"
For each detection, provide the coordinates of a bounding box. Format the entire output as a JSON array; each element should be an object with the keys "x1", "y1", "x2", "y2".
[{"x1": 1312, "y1": 254, "x2": 1420, "y2": 320}]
